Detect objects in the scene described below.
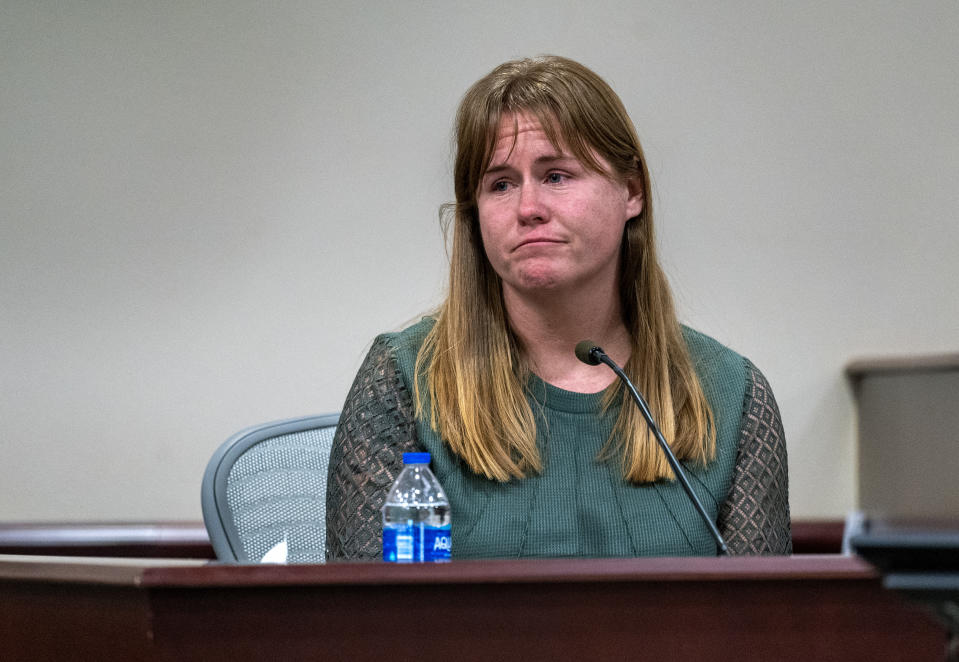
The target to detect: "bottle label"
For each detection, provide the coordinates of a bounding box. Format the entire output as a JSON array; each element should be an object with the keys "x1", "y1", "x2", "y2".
[{"x1": 382, "y1": 524, "x2": 451, "y2": 563}]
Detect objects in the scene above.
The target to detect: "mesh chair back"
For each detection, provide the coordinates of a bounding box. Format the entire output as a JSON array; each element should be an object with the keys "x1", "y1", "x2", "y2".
[{"x1": 201, "y1": 413, "x2": 339, "y2": 563}]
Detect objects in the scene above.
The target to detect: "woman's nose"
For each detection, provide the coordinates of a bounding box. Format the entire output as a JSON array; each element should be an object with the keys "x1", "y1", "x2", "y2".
[{"x1": 517, "y1": 184, "x2": 547, "y2": 224}]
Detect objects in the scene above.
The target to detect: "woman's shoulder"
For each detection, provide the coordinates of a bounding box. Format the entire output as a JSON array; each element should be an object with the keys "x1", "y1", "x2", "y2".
[
  {"x1": 377, "y1": 315, "x2": 436, "y2": 350},
  {"x1": 680, "y1": 325, "x2": 750, "y2": 398},
  {"x1": 680, "y1": 325, "x2": 745, "y2": 365},
  {"x1": 372, "y1": 316, "x2": 437, "y2": 375}
]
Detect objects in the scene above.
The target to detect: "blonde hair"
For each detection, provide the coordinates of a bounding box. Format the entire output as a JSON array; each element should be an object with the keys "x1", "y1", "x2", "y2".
[{"x1": 415, "y1": 55, "x2": 714, "y2": 483}]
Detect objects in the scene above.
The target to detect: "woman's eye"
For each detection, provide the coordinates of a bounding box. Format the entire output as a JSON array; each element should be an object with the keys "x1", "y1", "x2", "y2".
[
  {"x1": 492, "y1": 180, "x2": 509, "y2": 192},
  {"x1": 546, "y1": 172, "x2": 566, "y2": 184}
]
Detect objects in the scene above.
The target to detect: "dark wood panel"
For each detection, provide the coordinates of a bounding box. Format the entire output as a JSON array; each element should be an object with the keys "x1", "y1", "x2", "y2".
[
  {"x1": 148, "y1": 573, "x2": 942, "y2": 662},
  {"x1": 0, "y1": 579, "x2": 152, "y2": 661},
  {"x1": 792, "y1": 518, "x2": 846, "y2": 554},
  {"x1": 0, "y1": 522, "x2": 215, "y2": 559},
  {"x1": 0, "y1": 556, "x2": 947, "y2": 662}
]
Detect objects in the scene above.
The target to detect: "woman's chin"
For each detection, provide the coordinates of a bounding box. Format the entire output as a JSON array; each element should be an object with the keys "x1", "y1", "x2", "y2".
[{"x1": 512, "y1": 267, "x2": 563, "y2": 290}]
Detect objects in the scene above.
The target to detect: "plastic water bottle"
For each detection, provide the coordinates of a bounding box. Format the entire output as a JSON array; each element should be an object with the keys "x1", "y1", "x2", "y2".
[{"x1": 382, "y1": 452, "x2": 451, "y2": 562}]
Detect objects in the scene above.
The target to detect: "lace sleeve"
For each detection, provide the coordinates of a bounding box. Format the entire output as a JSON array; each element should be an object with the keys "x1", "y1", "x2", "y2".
[
  {"x1": 717, "y1": 358, "x2": 792, "y2": 554},
  {"x1": 325, "y1": 335, "x2": 422, "y2": 561}
]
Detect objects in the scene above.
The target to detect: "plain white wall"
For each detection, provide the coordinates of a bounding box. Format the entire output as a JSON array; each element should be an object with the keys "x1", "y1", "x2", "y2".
[{"x1": 2, "y1": 1, "x2": 957, "y2": 522}]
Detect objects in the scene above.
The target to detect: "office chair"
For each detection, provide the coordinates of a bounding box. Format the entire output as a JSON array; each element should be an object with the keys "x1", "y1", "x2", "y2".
[{"x1": 201, "y1": 413, "x2": 339, "y2": 563}]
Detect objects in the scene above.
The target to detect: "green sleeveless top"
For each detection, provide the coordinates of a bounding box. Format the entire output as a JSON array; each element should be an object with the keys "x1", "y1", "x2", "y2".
[{"x1": 383, "y1": 317, "x2": 745, "y2": 558}]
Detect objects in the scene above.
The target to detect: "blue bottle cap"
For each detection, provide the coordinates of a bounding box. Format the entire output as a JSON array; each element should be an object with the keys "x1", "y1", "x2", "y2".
[{"x1": 402, "y1": 452, "x2": 431, "y2": 464}]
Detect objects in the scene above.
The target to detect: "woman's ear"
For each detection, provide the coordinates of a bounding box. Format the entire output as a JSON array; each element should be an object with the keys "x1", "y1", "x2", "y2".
[{"x1": 625, "y1": 176, "x2": 644, "y2": 219}]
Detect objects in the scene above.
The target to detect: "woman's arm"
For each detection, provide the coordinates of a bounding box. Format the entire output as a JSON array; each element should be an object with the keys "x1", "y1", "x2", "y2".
[
  {"x1": 325, "y1": 336, "x2": 422, "y2": 561},
  {"x1": 717, "y1": 359, "x2": 792, "y2": 554}
]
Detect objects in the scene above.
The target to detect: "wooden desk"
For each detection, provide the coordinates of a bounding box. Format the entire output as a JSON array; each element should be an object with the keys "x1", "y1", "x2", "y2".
[{"x1": 0, "y1": 555, "x2": 947, "y2": 661}]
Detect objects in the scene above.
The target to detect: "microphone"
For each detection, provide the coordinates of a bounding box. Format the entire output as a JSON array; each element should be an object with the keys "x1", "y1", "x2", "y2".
[
  {"x1": 575, "y1": 340, "x2": 729, "y2": 555},
  {"x1": 574, "y1": 340, "x2": 603, "y2": 365}
]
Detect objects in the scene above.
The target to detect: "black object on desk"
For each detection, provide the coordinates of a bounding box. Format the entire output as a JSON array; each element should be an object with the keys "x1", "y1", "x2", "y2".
[{"x1": 852, "y1": 524, "x2": 959, "y2": 661}]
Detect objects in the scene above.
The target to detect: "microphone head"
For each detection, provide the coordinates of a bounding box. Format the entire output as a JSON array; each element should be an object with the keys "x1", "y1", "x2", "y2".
[{"x1": 575, "y1": 340, "x2": 603, "y2": 366}]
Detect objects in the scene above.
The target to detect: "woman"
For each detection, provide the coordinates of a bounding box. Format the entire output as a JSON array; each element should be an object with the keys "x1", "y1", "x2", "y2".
[{"x1": 326, "y1": 56, "x2": 790, "y2": 560}]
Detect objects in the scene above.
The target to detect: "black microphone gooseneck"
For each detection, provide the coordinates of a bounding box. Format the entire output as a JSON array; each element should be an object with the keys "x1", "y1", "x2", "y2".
[{"x1": 574, "y1": 340, "x2": 729, "y2": 556}]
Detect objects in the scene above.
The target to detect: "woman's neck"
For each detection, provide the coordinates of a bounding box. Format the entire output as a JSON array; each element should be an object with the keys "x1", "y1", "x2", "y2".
[{"x1": 503, "y1": 285, "x2": 631, "y2": 393}]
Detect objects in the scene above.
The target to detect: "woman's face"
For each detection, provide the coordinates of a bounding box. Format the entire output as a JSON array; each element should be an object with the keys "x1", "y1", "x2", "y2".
[{"x1": 476, "y1": 113, "x2": 643, "y2": 301}]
